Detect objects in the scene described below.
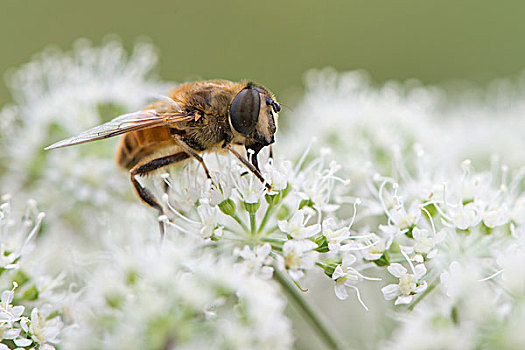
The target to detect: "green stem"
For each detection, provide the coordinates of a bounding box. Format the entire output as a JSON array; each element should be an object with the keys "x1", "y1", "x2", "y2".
[
  {"x1": 231, "y1": 214, "x2": 249, "y2": 233},
  {"x1": 249, "y1": 212, "x2": 256, "y2": 236},
  {"x1": 408, "y1": 278, "x2": 438, "y2": 311},
  {"x1": 262, "y1": 224, "x2": 279, "y2": 236},
  {"x1": 260, "y1": 237, "x2": 286, "y2": 244},
  {"x1": 258, "y1": 203, "x2": 274, "y2": 233},
  {"x1": 273, "y1": 269, "x2": 345, "y2": 350}
]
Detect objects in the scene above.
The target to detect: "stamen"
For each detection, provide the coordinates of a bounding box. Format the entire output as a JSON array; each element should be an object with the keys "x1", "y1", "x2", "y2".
[
  {"x1": 401, "y1": 249, "x2": 416, "y2": 275},
  {"x1": 420, "y1": 205, "x2": 437, "y2": 236},
  {"x1": 346, "y1": 198, "x2": 361, "y2": 229},
  {"x1": 164, "y1": 196, "x2": 200, "y2": 225},
  {"x1": 347, "y1": 285, "x2": 369, "y2": 311},
  {"x1": 478, "y1": 269, "x2": 504, "y2": 282}
]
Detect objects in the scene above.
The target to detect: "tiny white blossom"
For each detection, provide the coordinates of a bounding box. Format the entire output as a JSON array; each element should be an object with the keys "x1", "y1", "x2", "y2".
[
  {"x1": 263, "y1": 160, "x2": 291, "y2": 193},
  {"x1": 447, "y1": 202, "x2": 482, "y2": 230},
  {"x1": 482, "y1": 204, "x2": 509, "y2": 228},
  {"x1": 322, "y1": 217, "x2": 350, "y2": 253},
  {"x1": 20, "y1": 306, "x2": 63, "y2": 349},
  {"x1": 0, "y1": 286, "x2": 25, "y2": 327},
  {"x1": 331, "y1": 255, "x2": 359, "y2": 300},
  {"x1": 235, "y1": 244, "x2": 274, "y2": 279},
  {"x1": 361, "y1": 232, "x2": 392, "y2": 261},
  {"x1": 234, "y1": 165, "x2": 265, "y2": 204},
  {"x1": 278, "y1": 210, "x2": 321, "y2": 240},
  {"x1": 381, "y1": 263, "x2": 427, "y2": 305},
  {"x1": 281, "y1": 240, "x2": 319, "y2": 281},
  {"x1": 206, "y1": 174, "x2": 232, "y2": 206},
  {"x1": 197, "y1": 203, "x2": 223, "y2": 239},
  {"x1": 389, "y1": 200, "x2": 421, "y2": 231},
  {"x1": 407, "y1": 227, "x2": 446, "y2": 262}
]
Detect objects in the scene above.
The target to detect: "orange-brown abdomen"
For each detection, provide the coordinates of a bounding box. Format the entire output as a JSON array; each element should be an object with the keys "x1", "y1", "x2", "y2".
[{"x1": 116, "y1": 126, "x2": 175, "y2": 170}]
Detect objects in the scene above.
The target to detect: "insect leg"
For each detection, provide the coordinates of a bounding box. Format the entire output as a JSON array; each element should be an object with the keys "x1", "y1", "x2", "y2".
[
  {"x1": 226, "y1": 144, "x2": 272, "y2": 191},
  {"x1": 130, "y1": 152, "x2": 190, "y2": 236},
  {"x1": 171, "y1": 134, "x2": 212, "y2": 180}
]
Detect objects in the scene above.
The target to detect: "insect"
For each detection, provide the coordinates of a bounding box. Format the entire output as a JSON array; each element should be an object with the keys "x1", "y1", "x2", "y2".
[{"x1": 45, "y1": 80, "x2": 280, "y2": 234}]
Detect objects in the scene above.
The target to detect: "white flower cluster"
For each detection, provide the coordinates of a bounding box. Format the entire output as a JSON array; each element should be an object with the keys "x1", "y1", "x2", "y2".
[
  {"x1": 285, "y1": 69, "x2": 525, "y2": 347},
  {"x1": 160, "y1": 149, "x2": 381, "y2": 308},
  {"x1": 63, "y1": 232, "x2": 292, "y2": 350},
  {"x1": 0, "y1": 197, "x2": 64, "y2": 350},
  {"x1": 4, "y1": 40, "x2": 525, "y2": 348},
  {"x1": 0, "y1": 39, "x2": 166, "y2": 241}
]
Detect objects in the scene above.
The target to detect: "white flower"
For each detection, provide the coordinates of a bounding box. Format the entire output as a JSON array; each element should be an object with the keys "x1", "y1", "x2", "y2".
[
  {"x1": 281, "y1": 240, "x2": 319, "y2": 281},
  {"x1": 322, "y1": 217, "x2": 350, "y2": 253},
  {"x1": 447, "y1": 202, "x2": 482, "y2": 230},
  {"x1": 390, "y1": 201, "x2": 421, "y2": 231},
  {"x1": 0, "y1": 286, "x2": 25, "y2": 327},
  {"x1": 278, "y1": 210, "x2": 321, "y2": 240},
  {"x1": 381, "y1": 263, "x2": 427, "y2": 305},
  {"x1": 409, "y1": 227, "x2": 445, "y2": 261},
  {"x1": 331, "y1": 254, "x2": 359, "y2": 300},
  {"x1": 0, "y1": 201, "x2": 45, "y2": 270},
  {"x1": 235, "y1": 244, "x2": 274, "y2": 279},
  {"x1": 294, "y1": 156, "x2": 342, "y2": 212},
  {"x1": 482, "y1": 204, "x2": 509, "y2": 228},
  {"x1": 233, "y1": 164, "x2": 266, "y2": 204},
  {"x1": 63, "y1": 234, "x2": 292, "y2": 349},
  {"x1": 21, "y1": 306, "x2": 63, "y2": 348},
  {"x1": 206, "y1": 174, "x2": 232, "y2": 206},
  {"x1": 263, "y1": 160, "x2": 291, "y2": 193},
  {"x1": 197, "y1": 203, "x2": 223, "y2": 239}
]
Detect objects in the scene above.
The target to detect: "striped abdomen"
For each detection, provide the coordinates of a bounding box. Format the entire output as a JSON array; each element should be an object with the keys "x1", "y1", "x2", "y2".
[{"x1": 116, "y1": 127, "x2": 176, "y2": 170}]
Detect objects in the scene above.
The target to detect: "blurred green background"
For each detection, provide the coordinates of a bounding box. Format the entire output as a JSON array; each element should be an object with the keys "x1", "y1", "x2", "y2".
[{"x1": 1, "y1": 0, "x2": 525, "y2": 105}]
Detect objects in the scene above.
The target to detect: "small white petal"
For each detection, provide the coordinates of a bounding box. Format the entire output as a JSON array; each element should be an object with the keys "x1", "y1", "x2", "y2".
[
  {"x1": 3, "y1": 327, "x2": 21, "y2": 339},
  {"x1": 11, "y1": 305, "x2": 24, "y2": 318},
  {"x1": 334, "y1": 283, "x2": 348, "y2": 300},
  {"x1": 395, "y1": 295, "x2": 413, "y2": 305},
  {"x1": 381, "y1": 284, "x2": 400, "y2": 300},
  {"x1": 328, "y1": 243, "x2": 340, "y2": 253},
  {"x1": 277, "y1": 220, "x2": 289, "y2": 233},
  {"x1": 257, "y1": 243, "x2": 271, "y2": 258},
  {"x1": 342, "y1": 254, "x2": 357, "y2": 267},
  {"x1": 387, "y1": 263, "x2": 407, "y2": 278},
  {"x1": 299, "y1": 223, "x2": 321, "y2": 238},
  {"x1": 14, "y1": 337, "x2": 33, "y2": 347},
  {"x1": 260, "y1": 266, "x2": 274, "y2": 279},
  {"x1": 332, "y1": 265, "x2": 345, "y2": 280},
  {"x1": 1, "y1": 290, "x2": 13, "y2": 304},
  {"x1": 414, "y1": 264, "x2": 427, "y2": 279}
]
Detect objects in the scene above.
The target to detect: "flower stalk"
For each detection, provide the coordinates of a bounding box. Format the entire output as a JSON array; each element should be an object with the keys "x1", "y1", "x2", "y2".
[{"x1": 273, "y1": 269, "x2": 345, "y2": 350}]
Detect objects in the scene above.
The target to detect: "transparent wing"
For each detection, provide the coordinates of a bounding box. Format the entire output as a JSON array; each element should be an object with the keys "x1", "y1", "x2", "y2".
[{"x1": 44, "y1": 108, "x2": 193, "y2": 150}]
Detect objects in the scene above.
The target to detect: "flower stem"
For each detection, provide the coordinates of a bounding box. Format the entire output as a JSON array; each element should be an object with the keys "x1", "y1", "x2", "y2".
[
  {"x1": 273, "y1": 269, "x2": 345, "y2": 350},
  {"x1": 231, "y1": 214, "x2": 249, "y2": 233},
  {"x1": 258, "y1": 203, "x2": 274, "y2": 233},
  {"x1": 249, "y1": 212, "x2": 256, "y2": 235}
]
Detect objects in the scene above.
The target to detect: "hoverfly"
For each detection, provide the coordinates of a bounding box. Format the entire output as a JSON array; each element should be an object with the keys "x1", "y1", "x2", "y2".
[{"x1": 45, "y1": 80, "x2": 281, "y2": 234}]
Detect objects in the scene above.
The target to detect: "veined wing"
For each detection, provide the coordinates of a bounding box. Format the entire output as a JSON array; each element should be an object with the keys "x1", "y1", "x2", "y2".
[{"x1": 44, "y1": 108, "x2": 193, "y2": 150}]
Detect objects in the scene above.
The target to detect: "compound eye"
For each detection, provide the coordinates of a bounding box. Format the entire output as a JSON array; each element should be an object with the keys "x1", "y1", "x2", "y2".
[{"x1": 230, "y1": 87, "x2": 260, "y2": 135}]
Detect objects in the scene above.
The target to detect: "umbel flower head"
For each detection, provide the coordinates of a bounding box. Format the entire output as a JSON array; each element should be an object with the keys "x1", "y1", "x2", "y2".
[
  {"x1": 0, "y1": 197, "x2": 65, "y2": 350},
  {"x1": 63, "y1": 231, "x2": 292, "y2": 350},
  {"x1": 0, "y1": 38, "x2": 167, "y2": 242},
  {"x1": 5, "y1": 40, "x2": 525, "y2": 349},
  {"x1": 159, "y1": 148, "x2": 380, "y2": 306}
]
